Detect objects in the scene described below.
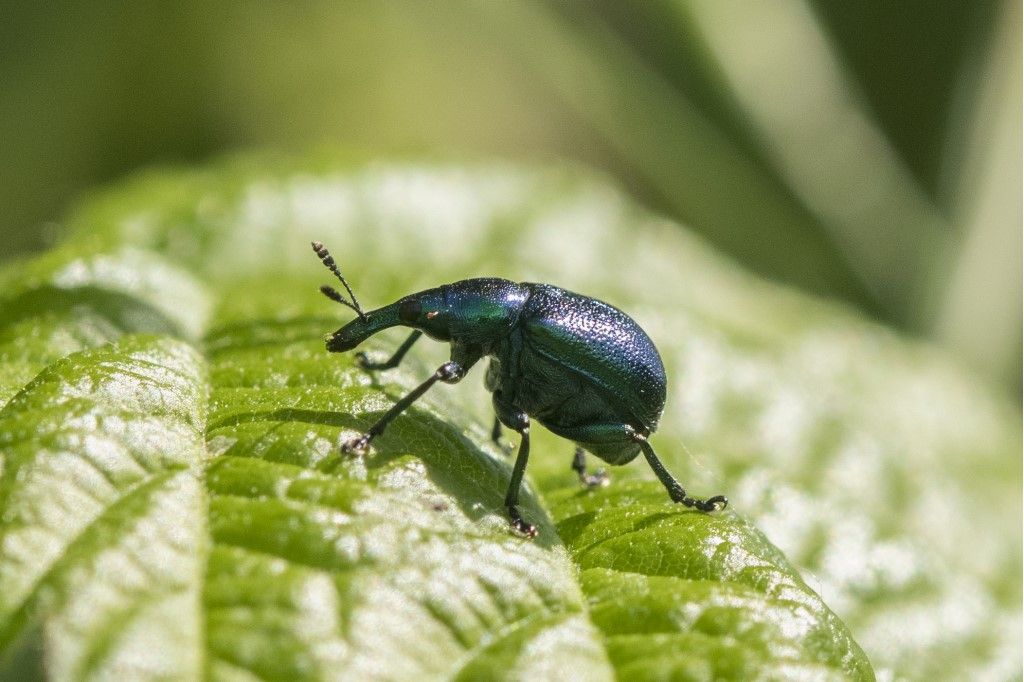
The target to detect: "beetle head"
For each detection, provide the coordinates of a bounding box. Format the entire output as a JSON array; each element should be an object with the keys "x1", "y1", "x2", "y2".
[
  {"x1": 397, "y1": 279, "x2": 528, "y2": 344},
  {"x1": 326, "y1": 280, "x2": 528, "y2": 352},
  {"x1": 323, "y1": 286, "x2": 448, "y2": 351},
  {"x1": 314, "y1": 240, "x2": 530, "y2": 353},
  {"x1": 328, "y1": 287, "x2": 450, "y2": 350}
]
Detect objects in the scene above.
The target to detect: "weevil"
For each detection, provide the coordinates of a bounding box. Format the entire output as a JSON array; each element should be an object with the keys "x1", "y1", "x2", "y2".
[{"x1": 312, "y1": 241, "x2": 727, "y2": 537}]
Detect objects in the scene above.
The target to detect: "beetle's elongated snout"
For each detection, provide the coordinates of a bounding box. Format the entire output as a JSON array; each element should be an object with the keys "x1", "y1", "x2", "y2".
[
  {"x1": 326, "y1": 326, "x2": 364, "y2": 352},
  {"x1": 326, "y1": 304, "x2": 401, "y2": 352}
]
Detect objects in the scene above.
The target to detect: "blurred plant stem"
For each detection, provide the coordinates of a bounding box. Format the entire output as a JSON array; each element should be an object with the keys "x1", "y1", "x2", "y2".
[
  {"x1": 678, "y1": 0, "x2": 951, "y2": 329},
  {"x1": 467, "y1": 0, "x2": 879, "y2": 315},
  {"x1": 934, "y1": 0, "x2": 1022, "y2": 390}
]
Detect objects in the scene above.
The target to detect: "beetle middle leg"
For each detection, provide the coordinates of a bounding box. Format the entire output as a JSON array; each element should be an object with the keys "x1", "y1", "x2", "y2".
[
  {"x1": 503, "y1": 410, "x2": 537, "y2": 538},
  {"x1": 356, "y1": 330, "x2": 423, "y2": 370},
  {"x1": 571, "y1": 447, "x2": 609, "y2": 489},
  {"x1": 343, "y1": 359, "x2": 465, "y2": 454}
]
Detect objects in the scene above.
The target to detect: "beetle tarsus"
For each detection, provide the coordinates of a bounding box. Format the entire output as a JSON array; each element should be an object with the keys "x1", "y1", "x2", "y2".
[
  {"x1": 697, "y1": 494, "x2": 729, "y2": 512},
  {"x1": 507, "y1": 507, "x2": 537, "y2": 538},
  {"x1": 342, "y1": 433, "x2": 372, "y2": 455},
  {"x1": 580, "y1": 470, "x2": 610, "y2": 489},
  {"x1": 571, "y1": 447, "x2": 610, "y2": 489},
  {"x1": 674, "y1": 492, "x2": 728, "y2": 512},
  {"x1": 636, "y1": 438, "x2": 727, "y2": 514}
]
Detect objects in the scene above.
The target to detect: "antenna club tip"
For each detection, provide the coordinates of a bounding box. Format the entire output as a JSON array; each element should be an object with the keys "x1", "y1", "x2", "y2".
[{"x1": 313, "y1": 240, "x2": 364, "y2": 316}]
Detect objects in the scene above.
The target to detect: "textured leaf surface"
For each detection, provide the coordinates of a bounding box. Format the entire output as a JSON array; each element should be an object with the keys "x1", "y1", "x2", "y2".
[
  {"x1": 0, "y1": 336, "x2": 207, "y2": 679},
  {"x1": 0, "y1": 247, "x2": 210, "y2": 406},
  {"x1": 1, "y1": 155, "x2": 1018, "y2": 680}
]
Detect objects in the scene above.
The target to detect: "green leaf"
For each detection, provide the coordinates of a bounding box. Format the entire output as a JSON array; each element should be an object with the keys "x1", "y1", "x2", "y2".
[
  {"x1": 1, "y1": 155, "x2": 1018, "y2": 679},
  {"x1": 0, "y1": 336, "x2": 207, "y2": 680},
  {"x1": 550, "y1": 484, "x2": 871, "y2": 680},
  {"x1": 0, "y1": 245, "x2": 211, "y2": 405}
]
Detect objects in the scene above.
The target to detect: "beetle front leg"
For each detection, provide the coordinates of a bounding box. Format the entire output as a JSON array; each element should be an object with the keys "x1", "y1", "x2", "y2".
[
  {"x1": 504, "y1": 411, "x2": 537, "y2": 538},
  {"x1": 571, "y1": 447, "x2": 609, "y2": 489},
  {"x1": 356, "y1": 330, "x2": 423, "y2": 370},
  {"x1": 343, "y1": 360, "x2": 465, "y2": 455}
]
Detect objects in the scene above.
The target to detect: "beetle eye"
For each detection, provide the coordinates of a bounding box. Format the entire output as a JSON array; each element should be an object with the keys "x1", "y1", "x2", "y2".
[{"x1": 398, "y1": 298, "x2": 421, "y2": 323}]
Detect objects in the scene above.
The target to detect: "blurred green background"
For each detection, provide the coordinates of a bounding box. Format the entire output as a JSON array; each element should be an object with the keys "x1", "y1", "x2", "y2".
[{"x1": 1, "y1": 0, "x2": 1020, "y2": 394}]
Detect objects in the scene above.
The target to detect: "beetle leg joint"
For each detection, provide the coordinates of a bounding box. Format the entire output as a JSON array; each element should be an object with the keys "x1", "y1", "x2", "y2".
[
  {"x1": 627, "y1": 427, "x2": 647, "y2": 443},
  {"x1": 436, "y1": 362, "x2": 464, "y2": 383}
]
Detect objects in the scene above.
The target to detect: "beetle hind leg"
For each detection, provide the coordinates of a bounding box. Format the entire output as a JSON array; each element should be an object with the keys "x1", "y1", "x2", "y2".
[
  {"x1": 633, "y1": 435, "x2": 727, "y2": 512},
  {"x1": 571, "y1": 447, "x2": 609, "y2": 489}
]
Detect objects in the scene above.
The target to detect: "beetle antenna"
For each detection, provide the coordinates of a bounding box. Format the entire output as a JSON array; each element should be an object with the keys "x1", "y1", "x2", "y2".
[{"x1": 312, "y1": 241, "x2": 367, "y2": 320}]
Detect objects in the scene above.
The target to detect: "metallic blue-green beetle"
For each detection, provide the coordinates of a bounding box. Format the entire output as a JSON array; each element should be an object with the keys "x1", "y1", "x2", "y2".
[{"x1": 313, "y1": 241, "x2": 727, "y2": 536}]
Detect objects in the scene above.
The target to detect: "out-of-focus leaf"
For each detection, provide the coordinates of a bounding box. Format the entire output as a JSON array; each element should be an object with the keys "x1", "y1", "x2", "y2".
[
  {"x1": 808, "y1": 0, "x2": 1001, "y2": 195},
  {"x1": 465, "y1": 0, "x2": 879, "y2": 316},
  {"x1": 0, "y1": 246, "x2": 210, "y2": 405}
]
